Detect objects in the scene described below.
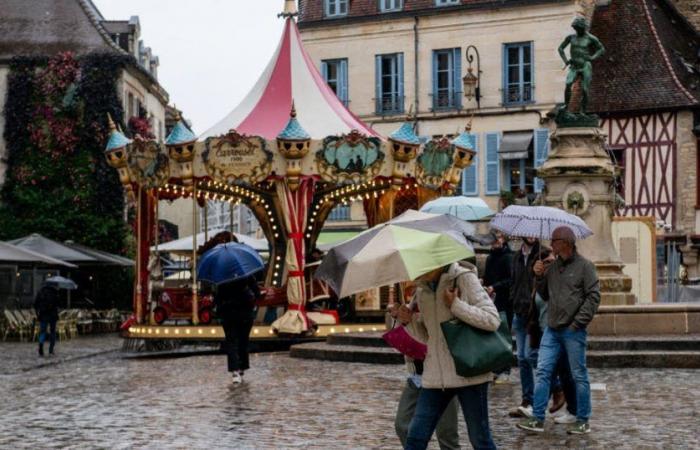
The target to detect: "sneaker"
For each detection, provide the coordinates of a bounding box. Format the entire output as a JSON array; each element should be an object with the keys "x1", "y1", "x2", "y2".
[
  {"x1": 509, "y1": 402, "x2": 530, "y2": 418},
  {"x1": 567, "y1": 421, "x2": 591, "y2": 434},
  {"x1": 549, "y1": 390, "x2": 566, "y2": 414},
  {"x1": 231, "y1": 372, "x2": 242, "y2": 384},
  {"x1": 517, "y1": 405, "x2": 534, "y2": 418},
  {"x1": 554, "y1": 411, "x2": 577, "y2": 424},
  {"x1": 517, "y1": 417, "x2": 544, "y2": 433}
]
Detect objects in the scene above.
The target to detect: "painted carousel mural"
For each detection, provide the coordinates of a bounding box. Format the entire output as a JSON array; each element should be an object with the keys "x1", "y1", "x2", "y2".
[{"x1": 106, "y1": 1, "x2": 477, "y2": 338}]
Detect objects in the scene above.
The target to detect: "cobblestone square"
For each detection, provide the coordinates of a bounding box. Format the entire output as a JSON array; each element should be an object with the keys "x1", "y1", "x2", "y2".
[{"x1": 1, "y1": 337, "x2": 699, "y2": 449}]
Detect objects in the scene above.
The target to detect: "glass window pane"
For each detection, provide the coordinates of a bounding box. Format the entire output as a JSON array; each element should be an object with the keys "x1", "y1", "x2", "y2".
[
  {"x1": 508, "y1": 66, "x2": 520, "y2": 83},
  {"x1": 523, "y1": 44, "x2": 531, "y2": 63},
  {"x1": 507, "y1": 47, "x2": 519, "y2": 65}
]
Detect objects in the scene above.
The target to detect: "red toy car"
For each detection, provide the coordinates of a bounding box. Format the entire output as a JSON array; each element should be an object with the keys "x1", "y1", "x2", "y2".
[{"x1": 152, "y1": 288, "x2": 214, "y2": 325}]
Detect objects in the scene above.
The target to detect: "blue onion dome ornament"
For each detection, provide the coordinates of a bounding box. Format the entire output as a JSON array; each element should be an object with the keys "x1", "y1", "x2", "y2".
[{"x1": 277, "y1": 102, "x2": 311, "y2": 159}]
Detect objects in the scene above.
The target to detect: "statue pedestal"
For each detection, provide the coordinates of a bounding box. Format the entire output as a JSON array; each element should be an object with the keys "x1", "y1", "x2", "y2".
[{"x1": 539, "y1": 127, "x2": 635, "y2": 306}]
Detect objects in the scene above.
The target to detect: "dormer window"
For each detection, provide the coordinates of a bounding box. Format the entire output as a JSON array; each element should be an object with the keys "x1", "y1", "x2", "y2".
[
  {"x1": 325, "y1": 0, "x2": 348, "y2": 17},
  {"x1": 379, "y1": 0, "x2": 403, "y2": 12}
]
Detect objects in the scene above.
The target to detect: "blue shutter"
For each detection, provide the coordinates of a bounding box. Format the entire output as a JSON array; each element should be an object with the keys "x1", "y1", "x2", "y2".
[
  {"x1": 339, "y1": 59, "x2": 349, "y2": 106},
  {"x1": 502, "y1": 44, "x2": 508, "y2": 105},
  {"x1": 397, "y1": 53, "x2": 405, "y2": 113},
  {"x1": 453, "y1": 48, "x2": 462, "y2": 109},
  {"x1": 321, "y1": 61, "x2": 328, "y2": 82},
  {"x1": 533, "y1": 128, "x2": 549, "y2": 192},
  {"x1": 431, "y1": 51, "x2": 438, "y2": 111},
  {"x1": 485, "y1": 132, "x2": 501, "y2": 195},
  {"x1": 375, "y1": 55, "x2": 382, "y2": 114},
  {"x1": 462, "y1": 134, "x2": 479, "y2": 195}
]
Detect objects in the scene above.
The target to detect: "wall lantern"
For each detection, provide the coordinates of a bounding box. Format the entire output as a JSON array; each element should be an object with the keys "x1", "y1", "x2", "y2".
[{"x1": 462, "y1": 45, "x2": 481, "y2": 109}]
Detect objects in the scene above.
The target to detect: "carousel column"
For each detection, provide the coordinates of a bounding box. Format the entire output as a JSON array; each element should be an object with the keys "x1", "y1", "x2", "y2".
[
  {"x1": 191, "y1": 183, "x2": 199, "y2": 325},
  {"x1": 135, "y1": 186, "x2": 154, "y2": 324}
]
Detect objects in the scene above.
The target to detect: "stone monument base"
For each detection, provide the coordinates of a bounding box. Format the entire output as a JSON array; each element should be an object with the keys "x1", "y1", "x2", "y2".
[{"x1": 597, "y1": 262, "x2": 636, "y2": 306}]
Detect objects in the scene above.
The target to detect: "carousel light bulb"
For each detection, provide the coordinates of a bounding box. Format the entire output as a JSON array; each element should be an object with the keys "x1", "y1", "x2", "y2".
[
  {"x1": 330, "y1": 328, "x2": 336, "y2": 333},
  {"x1": 272, "y1": 225, "x2": 277, "y2": 230},
  {"x1": 276, "y1": 256, "x2": 281, "y2": 260},
  {"x1": 254, "y1": 329, "x2": 259, "y2": 335},
  {"x1": 274, "y1": 233, "x2": 279, "y2": 238},
  {"x1": 274, "y1": 272, "x2": 279, "y2": 277},
  {"x1": 306, "y1": 234, "x2": 311, "y2": 238},
  {"x1": 307, "y1": 226, "x2": 312, "y2": 231},
  {"x1": 197, "y1": 329, "x2": 203, "y2": 335},
  {"x1": 268, "y1": 329, "x2": 274, "y2": 335},
  {"x1": 164, "y1": 329, "x2": 169, "y2": 334},
  {"x1": 185, "y1": 329, "x2": 191, "y2": 334},
  {"x1": 210, "y1": 329, "x2": 216, "y2": 334},
  {"x1": 275, "y1": 264, "x2": 280, "y2": 269}
]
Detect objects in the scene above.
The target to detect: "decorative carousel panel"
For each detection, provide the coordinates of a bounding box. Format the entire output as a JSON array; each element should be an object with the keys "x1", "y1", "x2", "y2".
[
  {"x1": 203, "y1": 131, "x2": 273, "y2": 185},
  {"x1": 416, "y1": 137, "x2": 454, "y2": 190},
  {"x1": 315, "y1": 130, "x2": 384, "y2": 184},
  {"x1": 126, "y1": 139, "x2": 170, "y2": 189}
]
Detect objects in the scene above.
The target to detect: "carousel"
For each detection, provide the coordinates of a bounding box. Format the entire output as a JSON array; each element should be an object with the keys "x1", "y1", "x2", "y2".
[{"x1": 106, "y1": 1, "x2": 477, "y2": 339}]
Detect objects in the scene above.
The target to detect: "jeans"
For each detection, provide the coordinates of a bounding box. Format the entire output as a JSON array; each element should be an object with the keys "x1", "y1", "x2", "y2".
[
  {"x1": 221, "y1": 315, "x2": 254, "y2": 372},
  {"x1": 532, "y1": 326, "x2": 591, "y2": 422},
  {"x1": 512, "y1": 313, "x2": 538, "y2": 404},
  {"x1": 395, "y1": 379, "x2": 459, "y2": 450},
  {"x1": 406, "y1": 382, "x2": 496, "y2": 450},
  {"x1": 39, "y1": 320, "x2": 57, "y2": 353}
]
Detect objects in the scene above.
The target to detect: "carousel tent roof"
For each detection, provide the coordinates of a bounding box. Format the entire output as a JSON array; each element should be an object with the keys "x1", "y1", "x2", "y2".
[
  {"x1": 200, "y1": 18, "x2": 379, "y2": 140},
  {"x1": 153, "y1": 230, "x2": 269, "y2": 254}
]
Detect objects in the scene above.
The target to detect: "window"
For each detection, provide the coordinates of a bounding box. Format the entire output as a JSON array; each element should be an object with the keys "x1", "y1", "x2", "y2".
[
  {"x1": 325, "y1": 0, "x2": 348, "y2": 17},
  {"x1": 379, "y1": 0, "x2": 403, "y2": 12},
  {"x1": 432, "y1": 48, "x2": 462, "y2": 110},
  {"x1": 503, "y1": 42, "x2": 534, "y2": 105},
  {"x1": 375, "y1": 53, "x2": 404, "y2": 115},
  {"x1": 321, "y1": 59, "x2": 349, "y2": 106},
  {"x1": 460, "y1": 135, "x2": 479, "y2": 196},
  {"x1": 436, "y1": 0, "x2": 459, "y2": 5},
  {"x1": 499, "y1": 129, "x2": 549, "y2": 197},
  {"x1": 328, "y1": 205, "x2": 351, "y2": 221}
]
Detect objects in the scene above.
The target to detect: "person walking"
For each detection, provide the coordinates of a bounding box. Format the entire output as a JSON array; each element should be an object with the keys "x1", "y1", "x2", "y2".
[
  {"x1": 482, "y1": 231, "x2": 513, "y2": 384},
  {"x1": 389, "y1": 300, "x2": 460, "y2": 450},
  {"x1": 517, "y1": 226, "x2": 600, "y2": 435},
  {"x1": 215, "y1": 276, "x2": 260, "y2": 384},
  {"x1": 34, "y1": 283, "x2": 60, "y2": 356},
  {"x1": 401, "y1": 262, "x2": 501, "y2": 450}
]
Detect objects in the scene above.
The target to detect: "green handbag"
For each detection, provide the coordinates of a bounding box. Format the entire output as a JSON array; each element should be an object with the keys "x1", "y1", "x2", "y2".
[{"x1": 440, "y1": 311, "x2": 513, "y2": 378}]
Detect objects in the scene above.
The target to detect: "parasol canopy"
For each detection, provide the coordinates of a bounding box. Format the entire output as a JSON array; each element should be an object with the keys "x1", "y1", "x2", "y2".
[{"x1": 420, "y1": 196, "x2": 495, "y2": 221}]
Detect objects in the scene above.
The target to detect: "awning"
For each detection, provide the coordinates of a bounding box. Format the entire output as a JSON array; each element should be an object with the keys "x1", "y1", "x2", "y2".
[{"x1": 498, "y1": 132, "x2": 533, "y2": 160}]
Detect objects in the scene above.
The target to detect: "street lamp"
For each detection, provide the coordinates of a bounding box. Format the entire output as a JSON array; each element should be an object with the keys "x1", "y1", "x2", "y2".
[{"x1": 463, "y1": 45, "x2": 481, "y2": 109}]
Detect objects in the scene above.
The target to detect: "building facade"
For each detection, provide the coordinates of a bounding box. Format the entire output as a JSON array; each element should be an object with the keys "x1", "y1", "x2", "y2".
[{"x1": 298, "y1": 0, "x2": 590, "y2": 211}]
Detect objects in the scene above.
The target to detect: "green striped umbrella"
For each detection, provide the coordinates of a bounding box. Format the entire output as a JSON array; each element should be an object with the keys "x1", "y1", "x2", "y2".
[{"x1": 315, "y1": 210, "x2": 475, "y2": 298}]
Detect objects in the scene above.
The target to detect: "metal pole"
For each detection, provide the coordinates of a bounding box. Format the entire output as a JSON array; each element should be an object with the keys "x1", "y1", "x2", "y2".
[
  {"x1": 191, "y1": 183, "x2": 199, "y2": 325},
  {"x1": 135, "y1": 185, "x2": 143, "y2": 323}
]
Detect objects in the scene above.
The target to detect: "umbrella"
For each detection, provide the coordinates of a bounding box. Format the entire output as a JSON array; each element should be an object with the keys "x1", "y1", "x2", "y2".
[
  {"x1": 196, "y1": 242, "x2": 264, "y2": 285},
  {"x1": 315, "y1": 210, "x2": 475, "y2": 298},
  {"x1": 420, "y1": 196, "x2": 495, "y2": 221},
  {"x1": 489, "y1": 205, "x2": 593, "y2": 240},
  {"x1": 43, "y1": 276, "x2": 78, "y2": 290}
]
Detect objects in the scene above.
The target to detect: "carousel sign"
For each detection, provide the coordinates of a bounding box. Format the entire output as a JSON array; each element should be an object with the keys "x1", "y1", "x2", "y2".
[{"x1": 203, "y1": 130, "x2": 273, "y2": 183}]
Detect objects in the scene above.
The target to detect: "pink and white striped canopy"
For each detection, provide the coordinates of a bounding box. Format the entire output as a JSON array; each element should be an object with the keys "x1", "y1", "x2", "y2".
[{"x1": 200, "y1": 19, "x2": 379, "y2": 140}]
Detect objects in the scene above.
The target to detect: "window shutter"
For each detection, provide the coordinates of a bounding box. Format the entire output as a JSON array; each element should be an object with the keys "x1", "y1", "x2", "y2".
[
  {"x1": 397, "y1": 53, "x2": 405, "y2": 113},
  {"x1": 533, "y1": 128, "x2": 549, "y2": 193},
  {"x1": 485, "y1": 132, "x2": 501, "y2": 195},
  {"x1": 431, "y1": 51, "x2": 438, "y2": 110},
  {"x1": 375, "y1": 55, "x2": 382, "y2": 114},
  {"x1": 462, "y1": 134, "x2": 479, "y2": 195},
  {"x1": 339, "y1": 59, "x2": 349, "y2": 106},
  {"x1": 321, "y1": 61, "x2": 328, "y2": 82},
  {"x1": 501, "y1": 44, "x2": 508, "y2": 105},
  {"x1": 453, "y1": 48, "x2": 462, "y2": 109}
]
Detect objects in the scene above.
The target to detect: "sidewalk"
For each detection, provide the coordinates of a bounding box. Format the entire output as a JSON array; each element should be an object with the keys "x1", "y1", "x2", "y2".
[{"x1": 0, "y1": 333, "x2": 123, "y2": 375}]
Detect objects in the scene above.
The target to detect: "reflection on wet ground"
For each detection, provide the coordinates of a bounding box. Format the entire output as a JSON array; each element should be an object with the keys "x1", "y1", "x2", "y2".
[{"x1": 1, "y1": 344, "x2": 698, "y2": 449}]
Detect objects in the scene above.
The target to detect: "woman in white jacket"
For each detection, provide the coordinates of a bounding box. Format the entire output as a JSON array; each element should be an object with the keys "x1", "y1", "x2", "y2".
[{"x1": 399, "y1": 262, "x2": 501, "y2": 450}]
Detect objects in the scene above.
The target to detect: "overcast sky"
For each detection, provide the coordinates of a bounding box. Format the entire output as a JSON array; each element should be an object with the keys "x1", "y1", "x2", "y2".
[{"x1": 93, "y1": 0, "x2": 286, "y2": 134}]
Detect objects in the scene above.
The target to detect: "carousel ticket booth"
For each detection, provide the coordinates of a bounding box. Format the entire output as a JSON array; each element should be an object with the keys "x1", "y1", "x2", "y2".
[{"x1": 106, "y1": 3, "x2": 477, "y2": 340}]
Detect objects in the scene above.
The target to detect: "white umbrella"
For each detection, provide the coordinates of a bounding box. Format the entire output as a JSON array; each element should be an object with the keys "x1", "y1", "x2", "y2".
[
  {"x1": 420, "y1": 196, "x2": 495, "y2": 221},
  {"x1": 489, "y1": 205, "x2": 593, "y2": 240},
  {"x1": 153, "y1": 230, "x2": 268, "y2": 254}
]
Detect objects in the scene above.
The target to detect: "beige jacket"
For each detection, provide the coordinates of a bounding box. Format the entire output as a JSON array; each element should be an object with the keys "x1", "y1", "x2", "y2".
[{"x1": 413, "y1": 262, "x2": 501, "y2": 389}]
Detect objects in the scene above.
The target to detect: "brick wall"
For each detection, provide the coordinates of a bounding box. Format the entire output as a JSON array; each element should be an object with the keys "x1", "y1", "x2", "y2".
[{"x1": 671, "y1": 0, "x2": 700, "y2": 31}]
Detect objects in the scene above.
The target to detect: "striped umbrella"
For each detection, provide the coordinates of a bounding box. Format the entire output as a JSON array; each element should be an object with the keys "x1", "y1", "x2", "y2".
[
  {"x1": 315, "y1": 210, "x2": 475, "y2": 298},
  {"x1": 489, "y1": 205, "x2": 593, "y2": 240}
]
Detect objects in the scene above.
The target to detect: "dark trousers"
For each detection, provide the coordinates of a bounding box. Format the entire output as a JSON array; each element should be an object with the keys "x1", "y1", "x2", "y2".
[
  {"x1": 39, "y1": 320, "x2": 57, "y2": 352},
  {"x1": 221, "y1": 315, "x2": 253, "y2": 373},
  {"x1": 406, "y1": 382, "x2": 497, "y2": 450}
]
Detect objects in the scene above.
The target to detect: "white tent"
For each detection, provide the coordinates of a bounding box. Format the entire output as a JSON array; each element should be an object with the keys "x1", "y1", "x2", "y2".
[
  {"x1": 152, "y1": 230, "x2": 268, "y2": 254},
  {"x1": 0, "y1": 241, "x2": 76, "y2": 267}
]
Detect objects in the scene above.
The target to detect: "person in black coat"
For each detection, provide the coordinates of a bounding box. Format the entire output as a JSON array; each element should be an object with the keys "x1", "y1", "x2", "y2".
[
  {"x1": 482, "y1": 231, "x2": 513, "y2": 381},
  {"x1": 215, "y1": 275, "x2": 261, "y2": 384},
  {"x1": 34, "y1": 284, "x2": 60, "y2": 356}
]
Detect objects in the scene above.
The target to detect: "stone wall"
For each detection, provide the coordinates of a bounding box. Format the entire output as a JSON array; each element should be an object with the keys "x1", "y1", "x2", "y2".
[
  {"x1": 676, "y1": 110, "x2": 697, "y2": 236},
  {"x1": 671, "y1": 0, "x2": 700, "y2": 31}
]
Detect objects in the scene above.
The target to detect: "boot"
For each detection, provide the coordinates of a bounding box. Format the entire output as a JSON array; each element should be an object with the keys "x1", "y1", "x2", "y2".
[{"x1": 38, "y1": 345, "x2": 44, "y2": 357}]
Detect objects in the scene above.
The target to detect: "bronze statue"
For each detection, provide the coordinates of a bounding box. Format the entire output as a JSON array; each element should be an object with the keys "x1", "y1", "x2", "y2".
[{"x1": 557, "y1": 16, "x2": 605, "y2": 121}]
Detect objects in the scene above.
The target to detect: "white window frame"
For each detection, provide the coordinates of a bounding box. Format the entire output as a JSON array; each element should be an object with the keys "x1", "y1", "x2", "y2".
[
  {"x1": 325, "y1": 0, "x2": 348, "y2": 17},
  {"x1": 379, "y1": 0, "x2": 403, "y2": 12},
  {"x1": 436, "y1": 0, "x2": 459, "y2": 6}
]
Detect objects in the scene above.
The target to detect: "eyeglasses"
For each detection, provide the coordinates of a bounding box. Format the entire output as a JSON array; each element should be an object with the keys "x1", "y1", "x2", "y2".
[{"x1": 551, "y1": 238, "x2": 565, "y2": 243}]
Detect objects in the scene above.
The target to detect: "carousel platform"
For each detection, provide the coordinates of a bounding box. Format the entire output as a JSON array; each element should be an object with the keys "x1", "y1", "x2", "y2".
[
  {"x1": 290, "y1": 331, "x2": 700, "y2": 368},
  {"x1": 121, "y1": 323, "x2": 387, "y2": 357}
]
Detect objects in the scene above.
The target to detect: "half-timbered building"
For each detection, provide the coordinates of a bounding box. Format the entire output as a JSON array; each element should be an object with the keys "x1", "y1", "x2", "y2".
[{"x1": 590, "y1": 0, "x2": 700, "y2": 281}]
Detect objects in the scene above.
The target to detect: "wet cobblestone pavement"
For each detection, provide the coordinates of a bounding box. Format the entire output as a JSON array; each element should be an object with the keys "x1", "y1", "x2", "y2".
[{"x1": 1, "y1": 338, "x2": 699, "y2": 449}]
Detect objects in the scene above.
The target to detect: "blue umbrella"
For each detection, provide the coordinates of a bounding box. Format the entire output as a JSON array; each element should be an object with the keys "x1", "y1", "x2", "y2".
[
  {"x1": 196, "y1": 242, "x2": 265, "y2": 285},
  {"x1": 420, "y1": 196, "x2": 495, "y2": 221}
]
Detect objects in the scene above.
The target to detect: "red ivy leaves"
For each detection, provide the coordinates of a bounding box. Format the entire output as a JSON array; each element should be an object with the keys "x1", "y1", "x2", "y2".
[{"x1": 128, "y1": 116, "x2": 155, "y2": 139}]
